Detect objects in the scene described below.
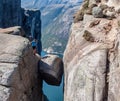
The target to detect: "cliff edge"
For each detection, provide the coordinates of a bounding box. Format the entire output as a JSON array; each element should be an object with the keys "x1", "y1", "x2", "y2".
[
  {"x1": 0, "y1": 29, "x2": 42, "y2": 101},
  {"x1": 64, "y1": 0, "x2": 120, "y2": 101}
]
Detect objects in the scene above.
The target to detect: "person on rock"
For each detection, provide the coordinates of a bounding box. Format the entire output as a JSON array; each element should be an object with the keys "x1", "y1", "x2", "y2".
[{"x1": 31, "y1": 39, "x2": 41, "y2": 60}]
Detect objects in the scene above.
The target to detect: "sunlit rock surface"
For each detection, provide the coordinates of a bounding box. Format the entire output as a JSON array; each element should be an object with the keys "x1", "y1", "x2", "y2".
[
  {"x1": 64, "y1": 0, "x2": 120, "y2": 101},
  {"x1": 0, "y1": 30, "x2": 42, "y2": 101}
]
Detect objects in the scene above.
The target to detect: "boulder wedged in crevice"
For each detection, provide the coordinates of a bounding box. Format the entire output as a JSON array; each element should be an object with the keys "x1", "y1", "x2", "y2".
[{"x1": 40, "y1": 55, "x2": 64, "y2": 86}]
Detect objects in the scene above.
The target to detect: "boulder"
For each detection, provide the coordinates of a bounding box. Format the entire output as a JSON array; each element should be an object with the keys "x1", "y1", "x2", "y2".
[
  {"x1": 92, "y1": 7, "x2": 104, "y2": 18},
  {"x1": 40, "y1": 55, "x2": 63, "y2": 86}
]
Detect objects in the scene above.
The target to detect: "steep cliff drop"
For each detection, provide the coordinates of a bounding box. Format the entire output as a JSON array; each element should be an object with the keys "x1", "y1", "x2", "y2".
[
  {"x1": 21, "y1": 8, "x2": 42, "y2": 54},
  {"x1": 0, "y1": 0, "x2": 21, "y2": 28},
  {"x1": 64, "y1": 0, "x2": 120, "y2": 101},
  {"x1": 0, "y1": 29, "x2": 42, "y2": 101}
]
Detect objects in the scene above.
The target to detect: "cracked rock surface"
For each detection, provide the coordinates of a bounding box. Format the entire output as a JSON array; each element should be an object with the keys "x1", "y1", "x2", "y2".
[
  {"x1": 64, "y1": 0, "x2": 120, "y2": 101},
  {"x1": 0, "y1": 32, "x2": 42, "y2": 101}
]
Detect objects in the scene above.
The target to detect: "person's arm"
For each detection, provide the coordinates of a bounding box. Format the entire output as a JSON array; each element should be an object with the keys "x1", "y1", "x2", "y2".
[{"x1": 35, "y1": 53, "x2": 41, "y2": 60}]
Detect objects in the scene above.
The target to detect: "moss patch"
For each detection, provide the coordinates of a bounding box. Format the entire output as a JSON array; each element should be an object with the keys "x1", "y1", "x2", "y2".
[{"x1": 83, "y1": 30, "x2": 94, "y2": 42}]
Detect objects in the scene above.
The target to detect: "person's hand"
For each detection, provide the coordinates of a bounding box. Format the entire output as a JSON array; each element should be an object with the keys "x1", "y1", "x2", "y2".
[{"x1": 33, "y1": 48, "x2": 37, "y2": 55}]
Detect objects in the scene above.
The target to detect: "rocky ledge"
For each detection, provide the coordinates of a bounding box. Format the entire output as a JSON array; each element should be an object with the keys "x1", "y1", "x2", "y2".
[{"x1": 0, "y1": 28, "x2": 42, "y2": 101}]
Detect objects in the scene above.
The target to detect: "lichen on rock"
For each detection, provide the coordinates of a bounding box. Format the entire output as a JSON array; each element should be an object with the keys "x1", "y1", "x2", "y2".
[
  {"x1": 0, "y1": 28, "x2": 42, "y2": 101},
  {"x1": 64, "y1": 0, "x2": 120, "y2": 101}
]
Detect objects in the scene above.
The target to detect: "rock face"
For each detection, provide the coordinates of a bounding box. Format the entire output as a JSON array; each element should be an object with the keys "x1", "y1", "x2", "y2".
[
  {"x1": 22, "y1": 8, "x2": 42, "y2": 54},
  {"x1": 107, "y1": 0, "x2": 120, "y2": 9},
  {"x1": 0, "y1": 0, "x2": 21, "y2": 28},
  {"x1": 0, "y1": 31, "x2": 42, "y2": 101},
  {"x1": 64, "y1": 0, "x2": 120, "y2": 101},
  {"x1": 0, "y1": 26, "x2": 25, "y2": 36},
  {"x1": 0, "y1": 1, "x2": 3, "y2": 27}
]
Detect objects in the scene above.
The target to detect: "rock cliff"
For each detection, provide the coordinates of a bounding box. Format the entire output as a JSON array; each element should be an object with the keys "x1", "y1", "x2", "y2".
[
  {"x1": 63, "y1": 0, "x2": 120, "y2": 101},
  {"x1": 0, "y1": 29, "x2": 42, "y2": 101},
  {"x1": 22, "y1": 8, "x2": 42, "y2": 54},
  {"x1": 0, "y1": 0, "x2": 21, "y2": 28}
]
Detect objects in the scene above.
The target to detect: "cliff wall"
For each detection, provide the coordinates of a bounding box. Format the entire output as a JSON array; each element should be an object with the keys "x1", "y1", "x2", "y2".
[
  {"x1": 0, "y1": 1, "x2": 3, "y2": 27},
  {"x1": 64, "y1": 0, "x2": 120, "y2": 101},
  {"x1": 0, "y1": 0, "x2": 43, "y2": 101},
  {"x1": 0, "y1": 29, "x2": 42, "y2": 101},
  {"x1": 0, "y1": 0, "x2": 21, "y2": 28},
  {"x1": 21, "y1": 8, "x2": 42, "y2": 54}
]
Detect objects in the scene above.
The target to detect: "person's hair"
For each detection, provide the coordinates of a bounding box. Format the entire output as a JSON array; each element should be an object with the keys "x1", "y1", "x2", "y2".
[{"x1": 32, "y1": 46, "x2": 36, "y2": 49}]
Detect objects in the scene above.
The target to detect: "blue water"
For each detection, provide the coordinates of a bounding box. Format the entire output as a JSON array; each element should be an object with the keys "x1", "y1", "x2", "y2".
[{"x1": 41, "y1": 51, "x2": 64, "y2": 101}]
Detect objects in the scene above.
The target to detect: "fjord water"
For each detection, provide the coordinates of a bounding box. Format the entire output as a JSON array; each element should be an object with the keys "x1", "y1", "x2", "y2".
[
  {"x1": 41, "y1": 51, "x2": 64, "y2": 101},
  {"x1": 43, "y1": 78, "x2": 64, "y2": 101}
]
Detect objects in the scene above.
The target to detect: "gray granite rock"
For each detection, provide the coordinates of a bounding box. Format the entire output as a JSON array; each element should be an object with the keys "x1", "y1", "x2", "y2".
[
  {"x1": 92, "y1": 7, "x2": 104, "y2": 18},
  {"x1": 0, "y1": 26, "x2": 25, "y2": 36},
  {"x1": 40, "y1": 55, "x2": 63, "y2": 86},
  {"x1": 63, "y1": 12, "x2": 120, "y2": 101},
  {"x1": 0, "y1": 30, "x2": 42, "y2": 101},
  {"x1": 107, "y1": 27, "x2": 120, "y2": 101}
]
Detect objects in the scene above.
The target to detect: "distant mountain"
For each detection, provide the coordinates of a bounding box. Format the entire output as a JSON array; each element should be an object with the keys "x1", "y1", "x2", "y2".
[
  {"x1": 22, "y1": 0, "x2": 82, "y2": 9},
  {"x1": 21, "y1": 0, "x2": 82, "y2": 53}
]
